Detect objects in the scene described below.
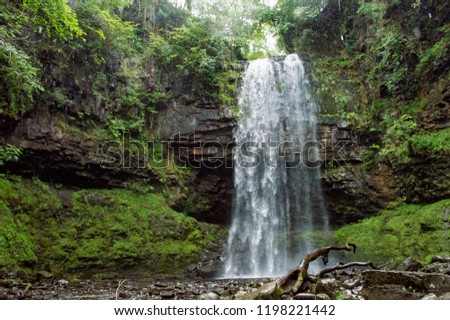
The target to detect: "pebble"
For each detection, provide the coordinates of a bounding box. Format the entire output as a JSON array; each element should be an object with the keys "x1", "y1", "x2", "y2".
[
  {"x1": 160, "y1": 291, "x2": 175, "y2": 299},
  {"x1": 154, "y1": 282, "x2": 168, "y2": 288},
  {"x1": 233, "y1": 291, "x2": 247, "y2": 299},
  {"x1": 199, "y1": 292, "x2": 219, "y2": 300}
]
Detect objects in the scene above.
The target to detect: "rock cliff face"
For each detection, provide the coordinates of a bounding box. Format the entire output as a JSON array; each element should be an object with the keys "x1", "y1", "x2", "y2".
[
  {"x1": 2, "y1": 0, "x2": 448, "y2": 228},
  {"x1": 0, "y1": 108, "x2": 159, "y2": 188},
  {"x1": 153, "y1": 97, "x2": 235, "y2": 224},
  {"x1": 316, "y1": 118, "x2": 398, "y2": 224},
  {"x1": 0, "y1": 94, "x2": 399, "y2": 226},
  {"x1": 0, "y1": 96, "x2": 237, "y2": 224}
]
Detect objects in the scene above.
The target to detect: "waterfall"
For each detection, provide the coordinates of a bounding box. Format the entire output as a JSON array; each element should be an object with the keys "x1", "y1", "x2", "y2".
[{"x1": 223, "y1": 54, "x2": 329, "y2": 278}]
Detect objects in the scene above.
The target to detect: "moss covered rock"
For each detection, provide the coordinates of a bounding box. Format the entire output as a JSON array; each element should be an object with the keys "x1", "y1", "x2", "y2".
[
  {"x1": 0, "y1": 175, "x2": 223, "y2": 276},
  {"x1": 335, "y1": 199, "x2": 450, "y2": 264}
]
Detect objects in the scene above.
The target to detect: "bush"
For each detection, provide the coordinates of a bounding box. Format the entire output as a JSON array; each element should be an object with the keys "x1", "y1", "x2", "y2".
[
  {"x1": 148, "y1": 18, "x2": 240, "y2": 102},
  {"x1": 409, "y1": 128, "x2": 450, "y2": 156}
]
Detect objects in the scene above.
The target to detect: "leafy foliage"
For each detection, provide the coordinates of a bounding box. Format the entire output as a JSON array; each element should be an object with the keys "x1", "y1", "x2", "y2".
[
  {"x1": 0, "y1": 4, "x2": 43, "y2": 117},
  {"x1": 22, "y1": 0, "x2": 83, "y2": 40},
  {"x1": 416, "y1": 23, "x2": 450, "y2": 80},
  {"x1": 0, "y1": 144, "x2": 22, "y2": 166},
  {"x1": 409, "y1": 128, "x2": 450, "y2": 156},
  {"x1": 149, "y1": 18, "x2": 240, "y2": 102},
  {"x1": 379, "y1": 114, "x2": 417, "y2": 166}
]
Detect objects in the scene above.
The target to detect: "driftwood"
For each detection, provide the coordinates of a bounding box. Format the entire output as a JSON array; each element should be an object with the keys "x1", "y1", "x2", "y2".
[
  {"x1": 244, "y1": 243, "x2": 378, "y2": 299},
  {"x1": 115, "y1": 279, "x2": 127, "y2": 300},
  {"x1": 318, "y1": 261, "x2": 377, "y2": 277}
]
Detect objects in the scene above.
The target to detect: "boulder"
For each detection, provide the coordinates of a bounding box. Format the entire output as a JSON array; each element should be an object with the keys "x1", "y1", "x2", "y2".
[
  {"x1": 362, "y1": 270, "x2": 450, "y2": 300},
  {"x1": 315, "y1": 278, "x2": 340, "y2": 299},
  {"x1": 397, "y1": 257, "x2": 423, "y2": 272}
]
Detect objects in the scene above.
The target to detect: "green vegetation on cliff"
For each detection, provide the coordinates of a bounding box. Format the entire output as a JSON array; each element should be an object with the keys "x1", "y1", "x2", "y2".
[
  {"x1": 260, "y1": 0, "x2": 450, "y2": 204},
  {"x1": 0, "y1": 0, "x2": 243, "y2": 138},
  {"x1": 0, "y1": 175, "x2": 222, "y2": 275},
  {"x1": 336, "y1": 199, "x2": 450, "y2": 264}
]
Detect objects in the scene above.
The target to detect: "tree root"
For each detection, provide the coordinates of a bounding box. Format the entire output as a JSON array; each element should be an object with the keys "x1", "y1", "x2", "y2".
[
  {"x1": 318, "y1": 261, "x2": 377, "y2": 277},
  {"x1": 244, "y1": 243, "x2": 378, "y2": 299}
]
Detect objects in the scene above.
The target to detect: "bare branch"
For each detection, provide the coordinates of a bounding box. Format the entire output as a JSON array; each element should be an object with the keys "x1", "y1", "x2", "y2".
[
  {"x1": 318, "y1": 261, "x2": 377, "y2": 277},
  {"x1": 115, "y1": 279, "x2": 127, "y2": 300}
]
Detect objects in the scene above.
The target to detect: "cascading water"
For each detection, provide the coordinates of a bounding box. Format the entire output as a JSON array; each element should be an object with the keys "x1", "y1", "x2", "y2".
[{"x1": 223, "y1": 54, "x2": 329, "y2": 278}]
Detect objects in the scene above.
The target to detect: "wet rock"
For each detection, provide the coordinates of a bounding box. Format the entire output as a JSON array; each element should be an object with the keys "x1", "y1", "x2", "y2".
[
  {"x1": 68, "y1": 278, "x2": 81, "y2": 287},
  {"x1": 1, "y1": 108, "x2": 159, "y2": 190},
  {"x1": 119, "y1": 291, "x2": 132, "y2": 299},
  {"x1": 16, "y1": 270, "x2": 32, "y2": 280},
  {"x1": 315, "y1": 278, "x2": 340, "y2": 299},
  {"x1": 215, "y1": 289, "x2": 229, "y2": 296},
  {"x1": 160, "y1": 291, "x2": 175, "y2": 299},
  {"x1": 10, "y1": 287, "x2": 20, "y2": 296},
  {"x1": 54, "y1": 279, "x2": 68, "y2": 287},
  {"x1": 294, "y1": 293, "x2": 318, "y2": 300},
  {"x1": 422, "y1": 293, "x2": 438, "y2": 300},
  {"x1": 422, "y1": 262, "x2": 450, "y2": 274},
  {"x1": 343, "y1": 293, "x2": 357, "y2": 300},
  {"x1": 294, "y1": 293, "x2": 331, "y2": 300},
  {"x1": 196, "y1": 265, "x2": 218, "y2": 278},
  {"x1": 233, "y1": 291, "x2": 247, "y2": 299},
  {"x1": 154, "y1": 99, "x2": 235, "y2": 224},
  {"x1": 342, "y1": 279, "x2": 362, "y2": 290},
  {"x1": 398, "y1": 257, "x2": 424, "y2": 272},
  {"x1": 36, "y1": 271, "x2": 53, "y2": 280},
  {"x1": 199, "y1": 292, "x2": 219, "y2": 300},
  {"x1": 187, "y1": 264, "x2": 197, "y2": 273},
  {"x1": 316, "y1": 293, "x2": 331, "y2": 300},
  {"x1": 439, "y1": 292, "x2": 450, "y2": 300},
  {"x1": 362, "y1": 270, "x2": 450, "y2": 300}
]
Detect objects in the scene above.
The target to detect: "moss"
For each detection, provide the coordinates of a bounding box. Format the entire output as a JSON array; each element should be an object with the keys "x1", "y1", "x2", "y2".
[
  {"x1": 335, "y1": 199, "x2": 450, "y2": 264},
  {"x1": 54, "y1": 188, "x2": 216, "y2": 273},
  {"x1": 56, "y1": 120, "x2": 69, "y2": 134},
  {"x1": 0, "y1": 202, "x2": 37, "y2": 269},
  {"x1": 0, "y1": 175, "x2": 222, "y2": 275},
  {"x1": 0, "y1": 175, "x2": 61, "y2": 270}
]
